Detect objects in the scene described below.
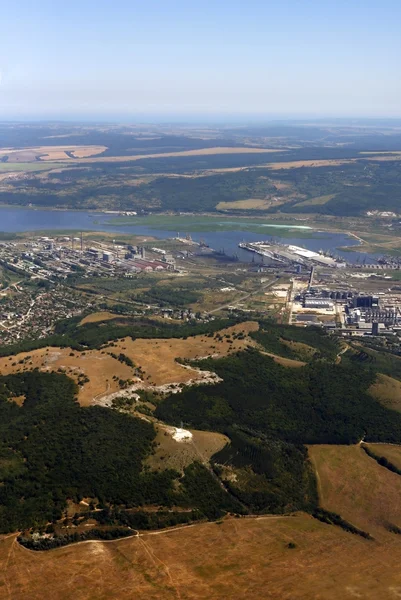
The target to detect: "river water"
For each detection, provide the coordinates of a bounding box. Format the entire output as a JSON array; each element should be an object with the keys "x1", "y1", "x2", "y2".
[{"x1": 0, "y1": 206, "x2": 380, "y2": 264}]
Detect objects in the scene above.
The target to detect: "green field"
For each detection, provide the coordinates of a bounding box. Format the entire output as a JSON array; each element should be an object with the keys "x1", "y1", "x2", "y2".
[
  {"x1": 106, "y1": 214, "x2": 319, "y2": 237},
  {"x1": 0, "y1": 163, "x2": 55, "y2": 173}
]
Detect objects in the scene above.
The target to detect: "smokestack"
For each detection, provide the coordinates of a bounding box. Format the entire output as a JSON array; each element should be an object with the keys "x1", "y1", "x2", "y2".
[{"x1": 308, "y1": 266, "x2": 315, "y2": 290}]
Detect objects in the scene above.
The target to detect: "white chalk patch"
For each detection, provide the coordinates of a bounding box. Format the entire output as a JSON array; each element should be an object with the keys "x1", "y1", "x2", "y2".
[{"x1": 172, "y1": 427, "x2": 193, "y2": 443}]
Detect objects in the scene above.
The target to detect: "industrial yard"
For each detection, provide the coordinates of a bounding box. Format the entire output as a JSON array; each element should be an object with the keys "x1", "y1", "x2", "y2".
[{"x1": 239, "y1": 240, "x2": 345, "y2": 268}]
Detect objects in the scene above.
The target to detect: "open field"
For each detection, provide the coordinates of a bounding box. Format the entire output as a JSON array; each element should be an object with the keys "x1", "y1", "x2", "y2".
[
  {"x1": 0, "y1": 347, "x2": 134, "y2": 406},
  {"x1": 0, "y1": 162, "x2": 56, "y2": 173},
  {"x1": 368, "y1": 373, "x2": 401, "y2": 412},
  {"x1": 365, "y1": 444, "x2": 401, "y2": 471},
  {"x1": 267, "y1": 158, "x2": 356, "y2": 169},
  {"x1": 5, "y1": 514, "x2": 401, "y2": 599},
  {"x1": 146, "y1": 426, "x2": 228, "y2": 472},
  {"x1": 260, "y1": 351, "x2": 306, "y2": 368},
  {"x1": 0, "y1": 146, "x2": 284, "y2": 167},
  {"x1": 293, "y1": 194, "x2": 336, "y2": 208},
  {"x1": 78, "y1": 311, "x2": 122, "y2": 326},
  {"x1": 0, "y1": 322, "x2": 259, "y2": 404},
  {"x1": 110, "y1": 321, "x2": 259, "y2": 386},
  {"x1": 216, "y1": 198, "x2": 275, "y2": 210},
  {"x1": 280, "y1": 339, "x2": 317, "y2": 359},
  {"x1": 309, "y1": 444, "x2": 401, "y2": 539},
  {"x1": 268, "y1": 155, "x2": 401, "y2": 170},
  {"x1": 0, "y1": 145, "x2": 107, "y2": 162},
  {"x1": 49, "y1": 146, "x2": 285, "y2": 164}
]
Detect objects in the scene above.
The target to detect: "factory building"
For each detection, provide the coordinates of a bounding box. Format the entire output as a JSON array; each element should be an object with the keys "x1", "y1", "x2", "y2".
[
  {"x1": 372, "y1": 322, "x2": 380, "y2": 336},
  {"x1": 102, "y1": 251, "x2": 113, "y2": 262},
  {"x1": 354, "y1": 295, "x2": 379, "y2": 308},
  {"x1": 303, "y1": 298, "x2": 334, "y2": 310}
]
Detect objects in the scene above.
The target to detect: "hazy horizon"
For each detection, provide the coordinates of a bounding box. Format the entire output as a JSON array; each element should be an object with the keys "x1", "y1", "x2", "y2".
[{"x1": 1, "y1": 0, "x2": 400, "y2": 119}]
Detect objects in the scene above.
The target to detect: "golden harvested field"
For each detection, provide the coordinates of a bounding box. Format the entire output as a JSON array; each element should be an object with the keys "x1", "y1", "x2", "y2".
[
  {"x1": 365, "y1": 444, "x2": 401, "y2": 471},
  {"x1": 5, "y1": 514, "x2": 401, "y2": 599},
  {"x1": 216, "y1": 196, "x2": 291, "y2": 211},
  {"x1": 309, "y1": 444, "x2": 401, "y2": 539},
  {"x1": 146, "y1": 426, "x2": 228, "y2": 472},
  {"x1": 267, "y1": 159, "x2": 356, "y2": 169},
  {"x1": 369, "y1": 373, "x2": 401, "y2": 412},
  {"x1": 52, "y1": 146, "x2": 284, "y2": 163},
  {"x1": 78, "y1": 311, "x2": 122, "y2": 326},
  {"x1": 216, "y1": 198, "x2": 273, "y2": 210},
  {"x1": 0, "y1": 322, "x2": 258, "y2": 405},
  {"x1": 0, "y1": 145, "x2": 106, "y2": 162},
  {"x1": 361, "y1": 154, "x2": 401, "y2": 162}
]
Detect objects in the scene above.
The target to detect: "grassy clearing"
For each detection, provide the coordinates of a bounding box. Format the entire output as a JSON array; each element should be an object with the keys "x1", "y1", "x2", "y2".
[
  {"x1": 0, "y1": 347, "x2": 134, "y2": 407},
  {"x1": 3, "y1": 514, "x2": 401, "y2": 599},
  {"x1": 369, "y1": 373, "x2": 401, "y2": 412},
  {"x1": 0, "y1": 163, "x2": 55, "y2": 173},
  {"x1": 79, "y1": 311, "x2": 122, "y2": 326},
  {"x1": 309, "y1": 444, "x2": 401, "y2": 539},
  {"x1": 293, "y1": 194, "x2": 336, "y2": 208},
  {"x1": 365, "y1": 444, "x2": 401, "y2": 471},
  {"x1": 146, "y1": 426, "x2": 228, "y2": 472},
  {"x1": 0, "y1": 322, "x2": 258, "y2": 404},
  {"x1": 216, "y1": 198, "x2": 278, "y2": 210},
  {"x1": 280, "y1": 339, "x2": 316, "y2": 359},
  {"x1": 260, "y1": 351, "x2": 306, "y2": 368},
  {"x1": 111, "y1": 321, "x2": 259, "y2": 386}
]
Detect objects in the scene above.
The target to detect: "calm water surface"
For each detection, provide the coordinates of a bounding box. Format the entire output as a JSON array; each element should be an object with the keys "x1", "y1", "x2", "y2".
[{"x1": 0, "y1": 207, "x2": 380, "y2": 264}]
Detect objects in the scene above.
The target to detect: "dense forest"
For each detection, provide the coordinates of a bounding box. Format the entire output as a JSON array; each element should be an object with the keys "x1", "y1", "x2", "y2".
[
  {"x1": 155, "y1": 348, "x2": 401, "y2": 512},
  {"x1": 156, "y1": 348, "x2": 401, "y2": 445},
  {"x1": 250, "y1": 321, "x2": 340, "y2": 361},
  {"x1": 2, "y1": 323, "x2": 401, "y2": 536},
  {"x1": 0, "y1": 315, "x2": 239, "y2": 358},
  {"x1": 2, "y1": 157, "x2": 400, "y2": 215},
  {"x1": 2, "y1": 121, "x2": 401, "y2": 215},
  {"x1": 0, "y1": 370, "x2": 245, "y2": 533}
]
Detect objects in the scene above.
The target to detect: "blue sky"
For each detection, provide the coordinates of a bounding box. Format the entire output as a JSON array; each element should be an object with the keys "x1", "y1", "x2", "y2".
[{"x1": 0, "y1": 0, "x2": 400, "y2": 120}]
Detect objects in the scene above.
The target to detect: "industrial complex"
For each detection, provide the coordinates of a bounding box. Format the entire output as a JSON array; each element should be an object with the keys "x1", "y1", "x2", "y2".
[{"x1": 239, "y1": 240, "x2": 345, "y2": 268}]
